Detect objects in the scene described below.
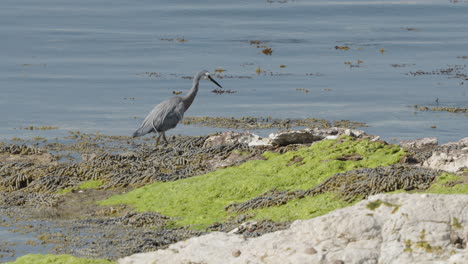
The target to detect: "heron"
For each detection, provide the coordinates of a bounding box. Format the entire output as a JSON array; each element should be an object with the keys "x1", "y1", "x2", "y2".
[{"x1": 132, "y1": 70, "x2": 222, "y2": 144}]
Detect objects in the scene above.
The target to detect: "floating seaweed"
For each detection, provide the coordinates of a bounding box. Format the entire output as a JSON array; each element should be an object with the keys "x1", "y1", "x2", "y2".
[
  {"x1": 138, "y1": 72, "x2": 161, "y2": 78},
  {"x1": 390, "y1": 63, "x2": 415, "y2": 68},
  {"x1": 19, "y1": 126, "x2": 59, "y2": 131},
  {"x1": 249, "y1": 40, "x2": 265, "y2": 46},
  {"x1": 211, "y1": 88, "x2": 237, "y2": 94},
  {"x1": 255, "y1": 66, "x2": 263, "y2": 75},
  {"x1": 159, "y1": 37, "x2": 188, "y2": 43},
  {"x1": 344, "y1": 60, "x2": 364, "y2": 68},
  {"x1": 335, "y1": 46, "x2": 350, "y2": 50},
  {"x1": 416, "y1": 106, "x2": 468, "y2": 114},
  {"x1": 180, "y1": 116, "x2": 366, "y2": 130},
  {"x1": 295, "y1": 88, "x2": 309, "y2": 93},
  {"x1": 306, "y1": 73, "x2": 324, "y2": 76},
  {"x1": 406, "y1": 65, "x2": 466, "y2": 77},
  {"x1": 262, "y1": 48, "x2": 273, "y2": 55}
]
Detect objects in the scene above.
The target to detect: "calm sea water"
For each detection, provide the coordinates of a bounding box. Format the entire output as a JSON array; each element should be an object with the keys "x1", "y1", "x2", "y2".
[{"x1": 0, "y1": 0, "x2": 467, "y2": 144}]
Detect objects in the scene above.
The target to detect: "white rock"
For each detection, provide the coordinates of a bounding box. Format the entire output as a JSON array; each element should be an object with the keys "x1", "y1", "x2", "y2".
[
  {"x1": 399, "y1": 137, "x2": 438, "y2": 149},
  {"x1": 269, "y1": 127, "x2": 368, "y2": 146},
  {"x1": 246, "y1": 134, "x2": 271, "y2": 147},
  {"x1": 203, "y1": 128, "x2": 371, "y2": 148},
  {"x1": 423, "y1": 137, "x2": 468, "y2": 173},
  {"x1": 118, "y1": 193, "x2": 468, "y2": 264},
  {"x1": 203, "y1": 131, "x2": 271, "y2": 147}
]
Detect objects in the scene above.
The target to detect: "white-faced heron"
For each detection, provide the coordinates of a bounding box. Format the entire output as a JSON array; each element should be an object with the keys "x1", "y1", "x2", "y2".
[{"x1": 132, "y1": 70, "x2": 222, "y2": 144}]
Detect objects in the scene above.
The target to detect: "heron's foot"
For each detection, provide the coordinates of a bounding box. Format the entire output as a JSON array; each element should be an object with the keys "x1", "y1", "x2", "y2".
[
  {"x1": 162, "y1": 133, "x2": 169, "y2": 144},
  {"x1": 155, "y1": 134, "x2": 162, "y2": 146}
]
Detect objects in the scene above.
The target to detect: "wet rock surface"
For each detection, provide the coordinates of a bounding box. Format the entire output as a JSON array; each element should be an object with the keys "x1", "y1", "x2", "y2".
[{"x1": 0, "y1": 206, "x2": 203, "y2": 260}]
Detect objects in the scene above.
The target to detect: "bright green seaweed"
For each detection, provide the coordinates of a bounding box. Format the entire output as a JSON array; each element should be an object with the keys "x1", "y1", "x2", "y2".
[
  {"x1": 78, "y1": 179, "x2": 104, "y2": 190},
  {"x1": 57, "y1": 180, "x2": 104, "y2": 194},
  {"x1": 425, "y1": 173, "x2": 468, "y2": 194},
  {"x1": 100, "y1": 137, "x2": 405, "y2": 228},
  {"x1": 7, "y1": 254, "x2": 114, "y2": 264},
  {"x1": 251, "y1": 193, "x2": 355, "y2": 222}
]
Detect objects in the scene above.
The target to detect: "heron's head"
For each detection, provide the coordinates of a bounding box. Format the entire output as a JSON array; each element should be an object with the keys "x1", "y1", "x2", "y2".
[{"x1": 199, "y1": 70, "x2": 222, "y2": 88}]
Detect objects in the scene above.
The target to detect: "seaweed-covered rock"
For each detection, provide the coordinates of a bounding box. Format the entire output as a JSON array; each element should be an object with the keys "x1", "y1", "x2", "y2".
[
  {"x1": 225, "y1": 164, "x2": 439, "y2": 213},
  {"x1": 118, "y1": 193, "x2": 468, "y2": 264},
  {"x1": 0, "y1": 145, "x2": 57, "y2": 165}
]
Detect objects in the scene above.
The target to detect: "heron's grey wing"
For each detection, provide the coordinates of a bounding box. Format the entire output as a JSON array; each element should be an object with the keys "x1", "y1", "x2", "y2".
[
  {"x1": 132, "y1": 98, "x2": 185, "y2": 137},
  {"x1": 155, "y1": 98, "x2": 185, "y2": 132}
]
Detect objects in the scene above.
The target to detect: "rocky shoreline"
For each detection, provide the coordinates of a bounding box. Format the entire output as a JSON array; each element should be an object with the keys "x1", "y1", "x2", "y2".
[
  {"x1": 120, "y1": 193, "x2": 468, "y2": 264},
  {"x1": 0, "y1": 127, "x2": 467, "y2": 264}
]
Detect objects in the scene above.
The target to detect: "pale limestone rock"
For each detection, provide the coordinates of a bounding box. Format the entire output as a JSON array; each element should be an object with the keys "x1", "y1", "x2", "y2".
[
  {"x1": 203, "y1": 131, "x2": 271, "y2": 147},
  {"x1": 269, "y1": 127, "x2": 368, "y2": 146},
  {"x1": 119, "y1": 193, "x2": 468, "y2": 264},
  {"x1": 423, "y1": 137, "x2": 468, "y2": 173},
  {"x1": 399, "y1": 137, "x2": 438, "y2": 149},
  {"x1": 203, "y1": 128, "x2": 370, "y2": 148}
]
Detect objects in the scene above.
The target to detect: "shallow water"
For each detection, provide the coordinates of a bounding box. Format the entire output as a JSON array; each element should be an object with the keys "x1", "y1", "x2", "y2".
[
  {"x1": 0, "y1": 214, "x2": 53, "y2": 263},
  {"x1": 1, "y1": 0, "x2": 467, "y2": 144}
]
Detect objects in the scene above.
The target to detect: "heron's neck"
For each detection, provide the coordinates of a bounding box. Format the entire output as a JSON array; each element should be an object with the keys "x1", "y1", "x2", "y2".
[{"x1": 182, "y1": 78, "x2": 200, "y2": 110}]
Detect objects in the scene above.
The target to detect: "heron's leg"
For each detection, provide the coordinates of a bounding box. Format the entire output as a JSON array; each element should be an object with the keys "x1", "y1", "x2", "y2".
[
  {"x1": 155, "y1": 133, "x2": 162, "y2": 145},
  {"x1": 162, "y1": 132, "x2": 169, "y2": 144}
]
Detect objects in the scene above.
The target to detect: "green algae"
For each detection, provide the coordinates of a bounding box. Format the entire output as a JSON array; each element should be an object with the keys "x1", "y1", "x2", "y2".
[
  {"x1": 366, "y1": 199, "x2": 400, "y2": 213},
  {"x1": 57, "y1": 180, "x2": 104, "y2": 195},
  {"x1": 366, "y1": 200, "x2": 384, "y2": 210},
  {"x1": 57, "y1": 188, "x2": 72, "y2": 195},
  {"x1": 78, "y1": 180, "x2": 104, "y2": 190},
  {"x1": 414, "y1": 229, "x2": 443, "y2": 253},
  {"x1": 452, "y1": 217, "x2": 462, "y2": 229},
  {"x1": 251, "y1": 193, "x2": 355, "y2": 222},
  {"x1": 100, "y1": 137, "x2": 405, "y2": 228},
  {"x1": 426, "y1": 173, "x2": 468, "y2": 194},
  {"x1": 7, "y1": 254, "x2": 114, "y2": 264}
]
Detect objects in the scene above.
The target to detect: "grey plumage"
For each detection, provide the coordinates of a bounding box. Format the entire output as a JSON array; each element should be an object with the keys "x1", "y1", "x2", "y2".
[{"x1": 132, "y1": 70, "x2": 222, "y2": 144}]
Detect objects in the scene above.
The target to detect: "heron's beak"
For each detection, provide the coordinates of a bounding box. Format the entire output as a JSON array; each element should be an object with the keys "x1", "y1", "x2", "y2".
[{"x1": 208, "y1": 76, "x2": 222, "y2": 88}]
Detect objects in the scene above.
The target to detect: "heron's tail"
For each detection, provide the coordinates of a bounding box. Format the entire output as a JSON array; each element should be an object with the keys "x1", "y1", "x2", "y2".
[
  {"x1": 132, "y1": 128, "x2": 147, "y2": 138},
  {"x1": 132, "y1": 119, "x2": 155, "y2": 138}
]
